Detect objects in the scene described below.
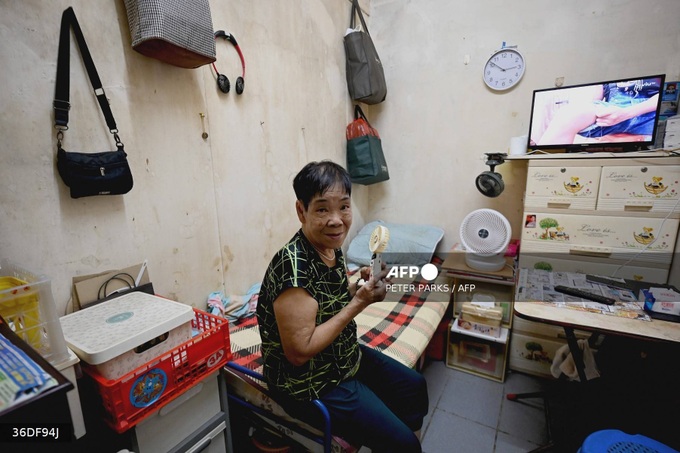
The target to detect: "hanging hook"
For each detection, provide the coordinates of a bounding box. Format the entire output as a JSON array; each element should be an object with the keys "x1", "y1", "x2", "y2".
[{"x1": 199, "y1": 113, "x2": 208, "y2": 140}]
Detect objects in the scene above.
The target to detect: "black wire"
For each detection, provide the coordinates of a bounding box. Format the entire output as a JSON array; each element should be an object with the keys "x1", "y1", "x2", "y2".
[{"x1": 97, "y1": 272, "x2": 136, "y2": 300}]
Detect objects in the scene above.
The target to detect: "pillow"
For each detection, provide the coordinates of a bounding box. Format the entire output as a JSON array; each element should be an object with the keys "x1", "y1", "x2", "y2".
[{"x1": 346, "y1": 221, "x2": 444, "y2": 269}]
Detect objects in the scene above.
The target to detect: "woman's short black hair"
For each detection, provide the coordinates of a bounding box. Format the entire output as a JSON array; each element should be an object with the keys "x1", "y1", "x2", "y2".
[{"x1": 293, "y1": 160, "x2": 352, "y2": 209}]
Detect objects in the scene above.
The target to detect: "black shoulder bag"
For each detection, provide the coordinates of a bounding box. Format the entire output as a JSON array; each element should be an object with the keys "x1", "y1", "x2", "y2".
[{"x1": 54, "y1": 7, "x2": 133, "y2": 199}]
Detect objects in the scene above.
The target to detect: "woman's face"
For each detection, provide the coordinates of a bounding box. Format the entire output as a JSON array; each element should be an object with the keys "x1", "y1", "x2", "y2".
[{"x1": 296, "y1": 183, "x2": 352, "y2": 251}]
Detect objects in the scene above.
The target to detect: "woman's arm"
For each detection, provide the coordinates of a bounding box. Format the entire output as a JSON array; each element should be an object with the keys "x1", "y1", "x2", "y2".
[{"x1": 273, "y1": 268, "x2": 387, "y2": 367}]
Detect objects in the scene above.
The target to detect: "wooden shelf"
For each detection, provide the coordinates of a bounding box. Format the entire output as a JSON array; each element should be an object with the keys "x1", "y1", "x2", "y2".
[{"x1": 505, "y1": 150, "x2": 674, "y2": 161}]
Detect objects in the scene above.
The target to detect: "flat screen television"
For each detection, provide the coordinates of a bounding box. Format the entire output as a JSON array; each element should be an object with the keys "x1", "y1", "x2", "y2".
[{"x1": 527, "y1": 74, "x2": 665, "y2": 152}]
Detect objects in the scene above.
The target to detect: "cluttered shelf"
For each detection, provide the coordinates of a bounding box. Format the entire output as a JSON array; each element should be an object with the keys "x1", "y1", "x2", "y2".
[{"x1": 0, "y1": 316, "x2": 73, "y2": 428}]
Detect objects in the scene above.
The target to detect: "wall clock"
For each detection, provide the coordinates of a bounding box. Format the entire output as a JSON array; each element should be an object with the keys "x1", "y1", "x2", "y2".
[{"x1": 483, "y1": 47, "x2": 525, "y2": 91}]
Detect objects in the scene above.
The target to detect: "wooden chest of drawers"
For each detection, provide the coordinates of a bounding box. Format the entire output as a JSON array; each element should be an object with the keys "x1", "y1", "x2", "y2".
[{"x1": 519, "y1": 156, "x2": 680, "y2": 282}]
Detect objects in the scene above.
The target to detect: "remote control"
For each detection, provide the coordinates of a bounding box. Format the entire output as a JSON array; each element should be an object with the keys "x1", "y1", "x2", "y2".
[
  {"x1": 585, "y1": 274, "x2": 634, "y2": 291},
  {"x1": 554, "y1": 285, "x2": 616, "y2": 305}
]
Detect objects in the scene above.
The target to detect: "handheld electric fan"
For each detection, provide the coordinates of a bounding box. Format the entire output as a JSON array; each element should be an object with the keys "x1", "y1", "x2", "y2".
[{"x1": 368, "y1": 225, "x2": 390, "y2": 280}]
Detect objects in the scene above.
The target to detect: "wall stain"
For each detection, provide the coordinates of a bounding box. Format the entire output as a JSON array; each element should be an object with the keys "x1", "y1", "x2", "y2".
[
  {"x1": 222, "y1": 246, "x2": 234, "y2": 272},
  {"x1": 80, "y1": 255, "x2": 103, "y2": 267}
]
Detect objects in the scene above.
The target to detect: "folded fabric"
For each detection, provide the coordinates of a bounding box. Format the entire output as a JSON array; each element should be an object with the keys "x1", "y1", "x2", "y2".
[
  {"x1": 207, "y1": 283, "x2": 261, "y2": 322},
  {"x1": 550, "y1": 338, "x2": 600, "y2": 382}
]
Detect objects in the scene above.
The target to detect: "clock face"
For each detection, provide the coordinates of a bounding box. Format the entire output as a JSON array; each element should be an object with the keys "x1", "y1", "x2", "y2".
[{"x1": 483, "y1": 49, "x2": 525, "y2": 91}]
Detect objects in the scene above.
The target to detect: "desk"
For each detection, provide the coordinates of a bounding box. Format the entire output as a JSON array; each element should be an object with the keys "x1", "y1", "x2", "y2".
[
  {"x1": 514, "y1": 266, "x2": 680, "y2": 379},
  {"x1": 514, "y1": 302, "x2": 680, "y2": 382},
  {"x1": 513, "y1": 301, "x2": 680, "y2": 451},
  {"x1": 514, "y1": 302, "x2": 680, "y2": 344}
]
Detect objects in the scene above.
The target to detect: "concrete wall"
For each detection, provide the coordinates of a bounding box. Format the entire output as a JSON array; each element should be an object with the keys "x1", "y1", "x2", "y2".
[
  {"x1": 366, "y1": 0, "x2": 680, "y2": 252},
  {"x1": 1, "y1": 0, "x2": 679, "y2": 316},
  {"x1": 0, "y1": 0, "x2": 368, "y2": 314}
]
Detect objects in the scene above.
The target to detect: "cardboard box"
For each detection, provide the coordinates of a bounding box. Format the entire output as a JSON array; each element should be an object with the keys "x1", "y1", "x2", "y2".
[
  {"x1": 459, "y1": 302, "x2": 503, "y2": 337},
  {"x1": 72, "y1": 262, "x2": 151, "y2": 309}
]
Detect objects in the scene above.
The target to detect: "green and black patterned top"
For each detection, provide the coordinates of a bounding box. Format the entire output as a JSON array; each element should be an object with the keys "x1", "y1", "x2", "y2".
[{"x1": 257, "y1": 229, "x2": 361, "y2": 401}]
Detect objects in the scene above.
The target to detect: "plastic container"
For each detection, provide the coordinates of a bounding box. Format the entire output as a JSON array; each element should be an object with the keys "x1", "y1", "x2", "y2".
[
  {"x1": 59, "y1": 292, "x2": 195, "y2": 379},
  {"x1": 0, "y1": 258, "x2": 69, "y2": 365},
  {"x1": 81, "y1": 309, "x2": 231, "y2": 433}
]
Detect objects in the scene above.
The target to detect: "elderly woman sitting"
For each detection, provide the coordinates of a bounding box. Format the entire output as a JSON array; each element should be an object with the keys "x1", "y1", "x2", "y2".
[{"x1": 256, "y1": 160, "x2": 428, "y2": 452}]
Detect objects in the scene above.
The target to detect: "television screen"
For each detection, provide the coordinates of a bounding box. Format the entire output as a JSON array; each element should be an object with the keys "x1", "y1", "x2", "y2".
[{"x1": 527, "y1": 74, "x2": 665, "y2": 152}]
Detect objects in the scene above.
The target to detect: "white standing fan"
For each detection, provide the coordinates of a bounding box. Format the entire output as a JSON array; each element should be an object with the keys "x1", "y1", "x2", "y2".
[{"x1": 459, "y1": 209, "x2": 511, "y2": 272}]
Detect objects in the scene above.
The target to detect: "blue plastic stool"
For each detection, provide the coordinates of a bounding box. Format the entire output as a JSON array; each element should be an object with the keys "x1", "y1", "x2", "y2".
[{"x1": 579, "y1": 429, "x2": 679, "y2": 453}]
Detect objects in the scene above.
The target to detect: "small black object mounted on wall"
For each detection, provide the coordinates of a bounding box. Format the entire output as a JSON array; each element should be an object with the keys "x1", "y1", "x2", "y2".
[
  {"x1": 476, "y1": 153, "x2": 507, "y2": 198},
  {"x1": 213, "y1": 30, "x2": 245, "y2": 94}
]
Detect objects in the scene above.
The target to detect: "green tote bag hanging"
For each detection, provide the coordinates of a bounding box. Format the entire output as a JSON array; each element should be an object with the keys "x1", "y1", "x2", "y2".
[{"x1": 346, "y1": 105, "x2": 389, "y2": 185}]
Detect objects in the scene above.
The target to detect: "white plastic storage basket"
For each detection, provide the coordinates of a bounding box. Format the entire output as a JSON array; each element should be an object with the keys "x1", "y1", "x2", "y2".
[{"x1": 60, "y1": 292, "x2": 194, "y2": 379}]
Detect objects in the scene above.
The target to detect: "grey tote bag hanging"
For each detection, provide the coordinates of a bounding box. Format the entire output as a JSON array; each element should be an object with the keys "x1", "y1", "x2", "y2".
[{"x1": 344, "y1": 0, "x2": 387, "y2": 105}]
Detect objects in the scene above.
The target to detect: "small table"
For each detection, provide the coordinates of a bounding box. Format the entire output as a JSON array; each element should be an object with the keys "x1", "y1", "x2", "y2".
[
  {"x1": 514, "y1": 301, "x2": 680, "y2": 382},
  {"x1": 512, "y1": 270, "x2": 680, "y2": 451}
]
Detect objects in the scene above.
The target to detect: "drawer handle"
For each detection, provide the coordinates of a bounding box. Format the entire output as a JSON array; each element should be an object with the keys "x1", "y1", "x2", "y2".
[
  {"x1": 192, "y1": 438, "x2": 212, "y2": 453},
  {"x1": 547, "y1": 200, "x2": 572, "y2": 208},
  {"x1": 569, "y1": 246, "x2": 612, "y2": 257},
  {"x1": 624, "y1": 200, "x2": 654, "y2": 211}
]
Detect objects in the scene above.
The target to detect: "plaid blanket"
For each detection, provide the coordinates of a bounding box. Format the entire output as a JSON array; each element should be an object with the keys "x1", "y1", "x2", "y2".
[{"x1": 228, "y1": 258, "x2": 451, "y2": 374}]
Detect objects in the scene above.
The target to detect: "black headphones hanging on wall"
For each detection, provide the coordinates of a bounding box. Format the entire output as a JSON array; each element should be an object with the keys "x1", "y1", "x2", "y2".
[{"x1": 213, "y1": 30, "x2": 245, "y2": 94}]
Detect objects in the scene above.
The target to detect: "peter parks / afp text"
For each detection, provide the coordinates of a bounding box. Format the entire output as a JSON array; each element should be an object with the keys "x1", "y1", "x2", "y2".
[{"x1": 384, "y1": 265, "x2": 478, "y2": 294}]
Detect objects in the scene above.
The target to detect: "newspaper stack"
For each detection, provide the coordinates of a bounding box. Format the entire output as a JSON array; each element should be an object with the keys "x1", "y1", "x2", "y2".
[{"x1": 664, "y1": 115, "x2": 680, "y2": 149}]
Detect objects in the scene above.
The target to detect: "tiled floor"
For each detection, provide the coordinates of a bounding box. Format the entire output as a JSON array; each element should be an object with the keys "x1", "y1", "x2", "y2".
[
  {"x1": 418, "y1": 347, "x2": 680, "y2": 453},
  {"x1": 420, "y1": 361, "x2": 553, "y2": 453},
  {"x1": 229, "y1": 354, "x2": 679, "y2": 452}
]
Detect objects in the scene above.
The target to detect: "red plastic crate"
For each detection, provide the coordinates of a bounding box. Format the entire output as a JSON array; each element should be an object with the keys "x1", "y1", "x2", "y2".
[{"x1": 82, "y1": 308, "x2": 231, "y2": 433}]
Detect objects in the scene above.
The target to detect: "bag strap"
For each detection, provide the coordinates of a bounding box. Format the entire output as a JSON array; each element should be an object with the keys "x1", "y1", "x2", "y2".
[
  {"x1": 54, "y1": 7, "x2": 122, "y2": 147},
  {"x1": 353, "y1": 104, "x2": 379, "y2": 138},
  {"x1": 354, "y1": 104, "x2": 372, "y2": 126},
  {"x1": 349, "y1": 0, "x2": 370, "y2": 35}
]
